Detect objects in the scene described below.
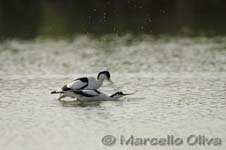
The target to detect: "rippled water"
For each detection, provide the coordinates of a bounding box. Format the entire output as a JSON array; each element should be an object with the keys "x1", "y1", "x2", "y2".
[{"x1": 0, "y1": 35, "x2": 226, "y2": 150}]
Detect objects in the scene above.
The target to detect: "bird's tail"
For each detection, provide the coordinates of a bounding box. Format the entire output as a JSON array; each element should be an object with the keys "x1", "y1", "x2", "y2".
[{"x1": 50, "y1": 90, "x2": 64, "y2": 94}]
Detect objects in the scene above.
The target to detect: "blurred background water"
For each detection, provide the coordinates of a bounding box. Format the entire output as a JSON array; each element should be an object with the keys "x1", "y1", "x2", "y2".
[
  {"x1": 0, "y1": 1, "x2": 226, "y2": 150},
  {"x1": 0, "y1": 0, "x2": 226, "y2": 39}
]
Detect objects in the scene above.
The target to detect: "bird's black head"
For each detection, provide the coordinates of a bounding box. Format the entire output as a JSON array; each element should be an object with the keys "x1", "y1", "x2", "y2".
[
  {"x1": 116, "y1": 91, "x2": 123, "y2": 95},
  {"x1": 110, "y1": 91, "x2": 124, "y2": 98},
  {"x1": 97, "y1": 71, "x2": 110, "y2": 80}
]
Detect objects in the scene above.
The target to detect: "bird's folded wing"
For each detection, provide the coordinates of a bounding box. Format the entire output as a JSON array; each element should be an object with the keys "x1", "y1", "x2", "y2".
[
  {"x1": 74, "y1": 90, "x2": 100, "y2": 97},
  {"x1": 66, "y1": 79, "x2": 88, "y2": 90}
]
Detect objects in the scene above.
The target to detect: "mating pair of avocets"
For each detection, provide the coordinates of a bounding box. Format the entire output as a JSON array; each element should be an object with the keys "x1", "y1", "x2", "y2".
[{"x1": 51, "y1": 71, "x2": 134, "y2": 101}]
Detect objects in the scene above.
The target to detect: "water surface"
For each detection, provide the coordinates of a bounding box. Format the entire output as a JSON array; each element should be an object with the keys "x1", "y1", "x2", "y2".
[{"x1": 0, "y1": 35, "x2": 226, "y2": 150}]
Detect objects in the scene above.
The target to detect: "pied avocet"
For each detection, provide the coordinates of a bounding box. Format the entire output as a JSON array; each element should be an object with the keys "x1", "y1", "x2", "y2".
[
  {"x1": 51, "y1": 89, "x2": 134, "y2": 101},
  {"x1": 51, "y1": 71, "x2": 119, "y2": 100}
]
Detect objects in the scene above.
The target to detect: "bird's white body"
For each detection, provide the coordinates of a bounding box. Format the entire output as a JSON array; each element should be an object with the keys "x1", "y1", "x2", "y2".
[{"x1": 61, "y1": 90, "x2": 124, "y2": 102}]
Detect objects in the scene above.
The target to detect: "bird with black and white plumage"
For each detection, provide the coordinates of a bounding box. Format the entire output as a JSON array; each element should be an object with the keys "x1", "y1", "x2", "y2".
[
  {"x1": 51, "y1": 71, "x2": 120, "y2": 100},
  {"x1": 51, "y1": 89, "x2": 135, "y2": 101}
]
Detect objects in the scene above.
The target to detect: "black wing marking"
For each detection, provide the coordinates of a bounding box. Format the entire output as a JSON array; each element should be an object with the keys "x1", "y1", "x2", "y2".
[
  {"x1": 73, "y1": 90, "x2": 100, "y2": 97},
  {"x1": 76, "y1": 77, "x2": 88, "y2": 83}
]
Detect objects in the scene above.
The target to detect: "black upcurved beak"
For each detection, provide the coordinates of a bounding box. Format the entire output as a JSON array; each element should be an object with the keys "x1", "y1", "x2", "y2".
[
  {"x1": 121, "y1": 91, "x2": 138, "y2": 96},
  {"x1": 122, "y1": 93, "x2": 133, "y2": 96}
]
